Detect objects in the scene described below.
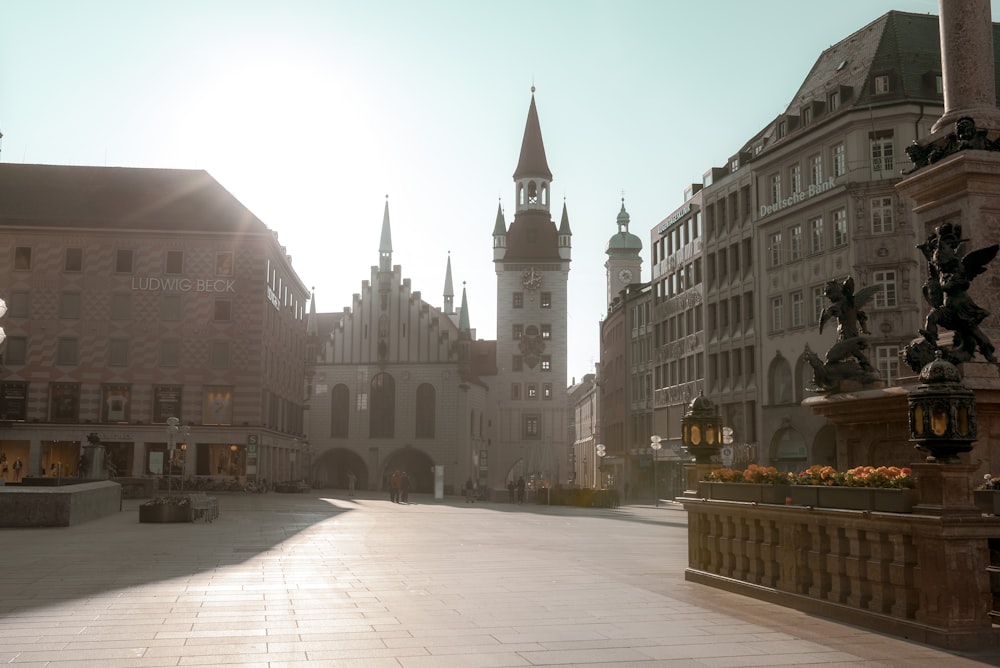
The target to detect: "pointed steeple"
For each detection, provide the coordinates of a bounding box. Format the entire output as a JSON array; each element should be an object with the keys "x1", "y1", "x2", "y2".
[
  {"x1": 513, "y1": 89, "x2": 552, "y2": 182},
  {"x1": 306, "y1": 288, "x2": 318, "y2": 337},
  {"x1": 443, "y1": 252, "x2": 455, "y2": 315},
  {"x1": 458, "y1": 282, "x2": 471, "y2": 335},
  {"x1": 492, "y1": 199, "x2": 507, "y2": 261},
  {"x1": 379, "y1": 196, "x2": 392, "y2": 273},
  {"x1": 558, "y1": 199, "x2": 572, "y2": 261}
]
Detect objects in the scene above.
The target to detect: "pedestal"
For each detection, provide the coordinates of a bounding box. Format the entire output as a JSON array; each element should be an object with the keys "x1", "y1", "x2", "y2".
[
  {"x1": 912, "y1": 462, "x2": 982, "y2": 516},
  {"x1": 682, "y1": 463, "x2": 715, "y2": 498}
]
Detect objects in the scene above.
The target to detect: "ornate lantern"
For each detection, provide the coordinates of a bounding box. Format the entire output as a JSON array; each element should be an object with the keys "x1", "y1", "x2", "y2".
[
  {"x1": 681, "y1": 392, "x2": 723, "y2": 465},
  {"x1": 908, "y1": 352, "x2": 977, "y2": 462}
]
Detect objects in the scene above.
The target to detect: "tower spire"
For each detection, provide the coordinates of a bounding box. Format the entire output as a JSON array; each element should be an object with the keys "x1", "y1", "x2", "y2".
[
  {"x1": 443, "y1": 252, "x2": 455, "y2": 315},
  {"x1": 379, "y1": 195, "x2": 392, "y2": 272}
]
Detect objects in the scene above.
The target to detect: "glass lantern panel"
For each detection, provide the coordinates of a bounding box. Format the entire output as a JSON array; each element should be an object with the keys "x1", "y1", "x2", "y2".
[
  {"x1": 931, "y1": 403, "x2": 949, "y2": 437},
  {"x1": 691, "y1": 424, "x2": 702, "y2": 445},
  {"x1": 913, "y1": 404, "x2": 924, "y2": 435},
  {"x1": 706, "y1": 425, "x2": 716, "y2": 445},
  {"x1": 957, "y1": 405, "x2": 970, "y2": 436}
]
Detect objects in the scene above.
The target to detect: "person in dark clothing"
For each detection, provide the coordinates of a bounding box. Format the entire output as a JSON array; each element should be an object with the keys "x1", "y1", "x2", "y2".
[
  {"x1": 465, "y1": 478, "x2": 475, "y2": 503},
  {"x1": 399, "y1": 471, "x2": 410, "y2": 503},
  {"x1": 516, "y1": 476, "x2": 526, "y2": 504}
]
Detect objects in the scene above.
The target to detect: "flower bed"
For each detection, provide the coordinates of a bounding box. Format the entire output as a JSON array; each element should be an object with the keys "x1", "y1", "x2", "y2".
[
  {"x1": 139, "y1": 496, "x2": 191, "y2": 523},
  {"x1": 700, "y1": 465, "x2": 918, "y2": 512}
]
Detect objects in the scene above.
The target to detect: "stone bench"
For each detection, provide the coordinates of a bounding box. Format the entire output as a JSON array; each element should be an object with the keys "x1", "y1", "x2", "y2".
[{"x1": 188, "y1": 492, "x2": 218, "y2": 523}]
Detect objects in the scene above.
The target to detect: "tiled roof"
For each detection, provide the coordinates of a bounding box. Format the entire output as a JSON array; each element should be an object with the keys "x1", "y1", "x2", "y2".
[{"x1": 0, "y1": 163, "x2": 268, "y2": 235}]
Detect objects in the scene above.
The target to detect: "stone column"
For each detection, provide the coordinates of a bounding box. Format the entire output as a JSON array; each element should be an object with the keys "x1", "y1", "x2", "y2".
[{"x1": 932, "y1": 0, "x2": 1000, "y2": 135}]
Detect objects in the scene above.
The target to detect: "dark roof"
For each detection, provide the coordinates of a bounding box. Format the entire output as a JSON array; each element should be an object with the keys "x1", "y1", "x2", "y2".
[
  {"x1": 503, "y1": 209, "x2": 561, "y2": 261},
  {"x1": 513, "y1": 94, "x2": 552, "y2": 181},
  {"x1": 0, "y1": 163, "x2": 269, "y2": 235}
]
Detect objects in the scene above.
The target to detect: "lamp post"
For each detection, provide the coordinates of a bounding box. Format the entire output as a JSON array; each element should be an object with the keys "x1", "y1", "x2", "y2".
[
  {"x1": 229, "y1": 443, "x2": 238, "y2": 476},
  {"x1": 180, "y1": 443, "x2": 187, "y2": 492},
  {"x1": 165, "y1": 417, "x2": 189, "y2": 496},
  {"x1": 680, "y1": 392, "x2": 723, "y2": 495},
  {"x1": 595, "y1": 443, "x2": 606, "y2": 489},
  {"x1": 650, "y1": 435, "x2": 662, "y2": 507}
]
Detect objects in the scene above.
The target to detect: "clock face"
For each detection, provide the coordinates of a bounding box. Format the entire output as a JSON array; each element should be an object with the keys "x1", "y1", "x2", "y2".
[
  {"x1": 521, "y1": 267, "x2": 543, "y2": 290},
  {"x1": 618, "y1": 269, "x2": 633, "y2": 284}
]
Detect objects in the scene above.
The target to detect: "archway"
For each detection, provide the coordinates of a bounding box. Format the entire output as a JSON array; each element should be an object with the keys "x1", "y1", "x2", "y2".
[
  {"x1": 312, "y1": 448, "x2": 368, "y2": 490},
  {"x1": 382, "y1": 447, "x2": 435, "y2": 493}
]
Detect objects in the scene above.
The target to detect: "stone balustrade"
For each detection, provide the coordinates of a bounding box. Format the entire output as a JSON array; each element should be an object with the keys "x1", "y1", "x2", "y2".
[{"x1": 683, "y1": 498, "x2": 1000, "y2": 650}]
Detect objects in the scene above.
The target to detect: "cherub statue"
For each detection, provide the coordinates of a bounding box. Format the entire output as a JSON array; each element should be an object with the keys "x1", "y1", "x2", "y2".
[
  {"x1": 806, "y1": 277, "x2": 882, "y2": 394},
  {"x1": 905, "y1": 222, "x2": 999, "y2": 371}
]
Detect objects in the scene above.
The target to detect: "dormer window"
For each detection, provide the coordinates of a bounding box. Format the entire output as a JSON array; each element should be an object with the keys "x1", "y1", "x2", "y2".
[
  {"x1": 801, "y1": 106, "x2": 812, "y2": 126},
  {"x1": 828, "y1": 90, "x2": 840, "y2": 111},
  {"x1": 874, "y1": 74, "x2": 890, "y2": 94},
  {"x1": 777, "y1": 121, "x2": 787, "y2": 139}
]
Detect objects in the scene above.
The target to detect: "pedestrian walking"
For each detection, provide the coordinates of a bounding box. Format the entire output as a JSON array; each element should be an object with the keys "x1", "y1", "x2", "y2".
[
  {"x1": 399, "y1": 471, "x2": 410, "y2": 503},
  {"x1": 389, "y1": 470, "x2": 401, "y2": 503},
  {"x1": 516, "y1": 476, "x2": 526, "y2": 504},
  {"x1": 347, "y1": 471, "x2": 357, "y2": 496},
  {"x1": 507, "y1": 480, "x2": 515, "y2": 503},
  {"x1": 465, "y1": 477, "x2": 475, "y2": 503}
]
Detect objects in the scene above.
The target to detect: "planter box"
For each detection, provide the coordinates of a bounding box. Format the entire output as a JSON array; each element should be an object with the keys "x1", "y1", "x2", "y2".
[
  {"x1": 974, "y1": 490, "x2": 1000, "y2": 515},
  {"x1": 789, "y1": 486, "x2": 918, "y2": 512},
  {"x1": 701, "y1": 483, "x2": 918, "y2": 512},
  {"x1": 139, "y1": 502, "x2": 191, "y2": 523},
  {"x1": 698, "y1": 482, "x2": 789, "y2": 504}
]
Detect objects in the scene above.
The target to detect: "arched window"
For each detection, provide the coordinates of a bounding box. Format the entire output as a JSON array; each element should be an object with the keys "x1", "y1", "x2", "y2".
[
  {"x1": 541, "y1": 183, "x2": 548, "y2": 206},
  {"x1": 415, "y1": 383, "x2": 435, "y2": 438},
  {"x1": 794, "y1": 353, "x2": 814, "y2": 402},
  {"x1": 768, "y1": 355, "x2": 793, "y2": 405},
  {"x1": 370, "y1": 373, "x2": 395, "y2": 438},
  {"x1": 527, "y1": 181, "x2": 538, "y2": 204},
  {"x1": 331, "y1": 384, "x2": 350, "y2": 438},
  {"x1": 518, "y1": 184, "x2": 525, "y2": 206}
]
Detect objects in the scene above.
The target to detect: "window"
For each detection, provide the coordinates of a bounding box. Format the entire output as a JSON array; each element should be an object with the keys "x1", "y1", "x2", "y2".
[
  {"x1": 415, "y1": 384, "x2": 435, "y2": 438},
  {"x1": 809, "y1": 217, "x2": 824, "y2": 254},
  {"x1": 541, "y1": 355, "x2": 551, "y2": 371},
  {"x1": 56, "y1": 337, "x2": 78, "y2": 366},
  {"x1": 542, "y1": 383, "x2": 552, "y2": 399},
  {"x1": 4, "y1": 336, "x2": 26, "y2": 365},
  {"x1": 511, "y1": 384, "x2": 521, "y2": 400},
  {"x1": 331, "y1": 384, "x2": 350, "y2": 438},
  {"x1": 801, "y1": 106, "x2": 812, "y2": 126},
  {"x1": 111, "y1": 294, "x2": 131, "y2": 320},
  {"x1": 768, "y1": 232, "x2": 783, "y2": 268},
  {"x1": 541, "y1": 324, "x2": 551, "y2": 339},
  {"x1": 161, "y1": 294, "x2": 182, "y2": 321},
  {"x1": 523, "y1": 414, "x2": 541, "y2": 439},
  {"x1": 216, "y1": 252, "x2": 234, "y2": 276},
  {"x1": 8, "y1": 291, "x2": 28, "y2": 318},
  {"x1": 789, "y1": 225, "x2": 802, "y2": 261},
  {"x1": 833, "y1": 143, "x2": 846, "y2": 177},
  {"x1": 0, "y1": 381, "x2": 27, "y2": 421},
  {"x1": 871, "y1": 197, "x2": 893, "y2": 233},
  {"x1": 791, "y1": 291, "x2": 804, "y2": 328},
  {"x1": 58, "y1": 293, "x2": 81, "y2": 320},
  {"x1": 770, "y1": 296, "x2": 784, "y2": 332},
  {"x1": 832, "y1": 208, "x2": 848, "y2": 247},
  {"x1": 770, "y1": 173, "x2": 781, "y2": 204},
  {"x1": 512, "y1": 355, "x2": 523, "y2": 371},
  {"x1": 829, "y1": 90, "x2": 840, "y2": 112},
  {"x1": 874, "y1": 74, "x2": 890, "y2": 94},
  {"x1": 165, "y1": 250, "x2": 184, "y2": 274},
  {"x1": 209, "y1": 341, "x2": 230, "y2": 369},
  {"x1": 527, "y1": 384, "x2": 538, "y2": 399},
  {"x1": 214, "y1": 300, "x2": 232, "y2": 321},
  {"x1": 51, "y1": 382, "x2": 80, "y2": 422},
  {"x1": 65, "y1": 248, "x2": 83, "y2": 272},
  {"x1": 873, "y1": 270, "x2": 897, "y2": 308},
  {"x1": 513, "y1": 293, "x2": 523, "y2": 308},
  {"x1": 160, "y1": 340, "x2": 180, "y2": 367},
  {"x1": 540, "y1": 292, "x2": 551, "y2": 308},
  {"x1": 512, "y1": 324, "x2": 523, "y2": 339},
  {"x1": 810, "y1": 154, "x2": 823, "y2": 186},
  {"x1": 116, "y1": 249, "x2": 134, "y2": 273},
  {"x1": 369, "y1": 372, "x2": 395, "y2": 438},
  {"x1": 14, "y1": 247, "x2": 31, "y2": 270},
  {"x1": 109, "y1": 339, "x2": 129, "y2": 367},
  {"x1": 812, "y1": 285, "x2": 826, "y2": 324},
  {"x1": 789, "y1": 165, "x2": 801, "y2": 194},
  {"x1": 876, "y1": 345, "x2": 900, "y2": 386},
  {"x1": 870, "y1": 133, "x2": 894, "y2": 174}
]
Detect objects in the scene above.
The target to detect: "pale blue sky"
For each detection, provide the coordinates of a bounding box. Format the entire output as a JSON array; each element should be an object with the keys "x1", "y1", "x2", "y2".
[{"x1": 0, "y1": 1, "x2": 970, "y2": 381}]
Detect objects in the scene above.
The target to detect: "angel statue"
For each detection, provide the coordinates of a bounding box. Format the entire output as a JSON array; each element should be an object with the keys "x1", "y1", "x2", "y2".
[
  {"x1": 904, "y1": 222, "x2": 999, "y2": 371},
  {"x1": 806, "y1": 276, "x2": 882, "y2": 394}
]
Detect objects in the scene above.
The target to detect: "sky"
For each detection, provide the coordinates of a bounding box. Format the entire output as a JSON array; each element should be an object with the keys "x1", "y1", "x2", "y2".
[{"x1": 0, "y1": 0, "x2": 976, "y2": 383}]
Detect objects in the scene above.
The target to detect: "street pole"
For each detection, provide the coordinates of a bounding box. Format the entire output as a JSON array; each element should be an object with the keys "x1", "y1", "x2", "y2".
[{"x1": 650, "y1": 435, "x2": 662, "y2": 508}]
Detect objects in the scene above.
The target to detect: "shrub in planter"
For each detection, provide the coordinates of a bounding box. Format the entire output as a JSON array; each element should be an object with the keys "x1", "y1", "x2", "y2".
[{"x1": 139, "y1": 496, "x2": 191, "y2": 523}]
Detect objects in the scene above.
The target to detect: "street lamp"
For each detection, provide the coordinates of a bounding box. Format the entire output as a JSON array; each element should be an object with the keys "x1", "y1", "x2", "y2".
[
  {"x1": 595, "y1": 443, "x2": 606, "y2": 489},
  {"x1": 681, "y1": 392, "x2": 723, "y2": 494},
  {"x1": 0, "y1": 296, "x2": 7, "y2": 347},
  {"x1": 650, "y1": 435, "x2": 662, "y2": 507},
  {"x1": 165, "y1": 417, "x2": 189, "y2": 496}
]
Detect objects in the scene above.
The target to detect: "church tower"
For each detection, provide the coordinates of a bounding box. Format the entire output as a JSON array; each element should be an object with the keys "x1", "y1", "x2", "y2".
[
  {"x1": 492, "y1": 88, "x2": 570, "y2": 487},
  {"x1": 604, "y1": 198, "x2": 642, "y2": 307}
]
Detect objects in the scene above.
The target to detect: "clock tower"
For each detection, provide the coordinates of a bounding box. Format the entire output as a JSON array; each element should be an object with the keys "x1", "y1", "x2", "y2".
[
  {"x1": 492, "y1": 88, "x2": 571, "y2": 488},
  {"x1": 604, "y1": 198, "x2": 642, "y2": 307}
]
